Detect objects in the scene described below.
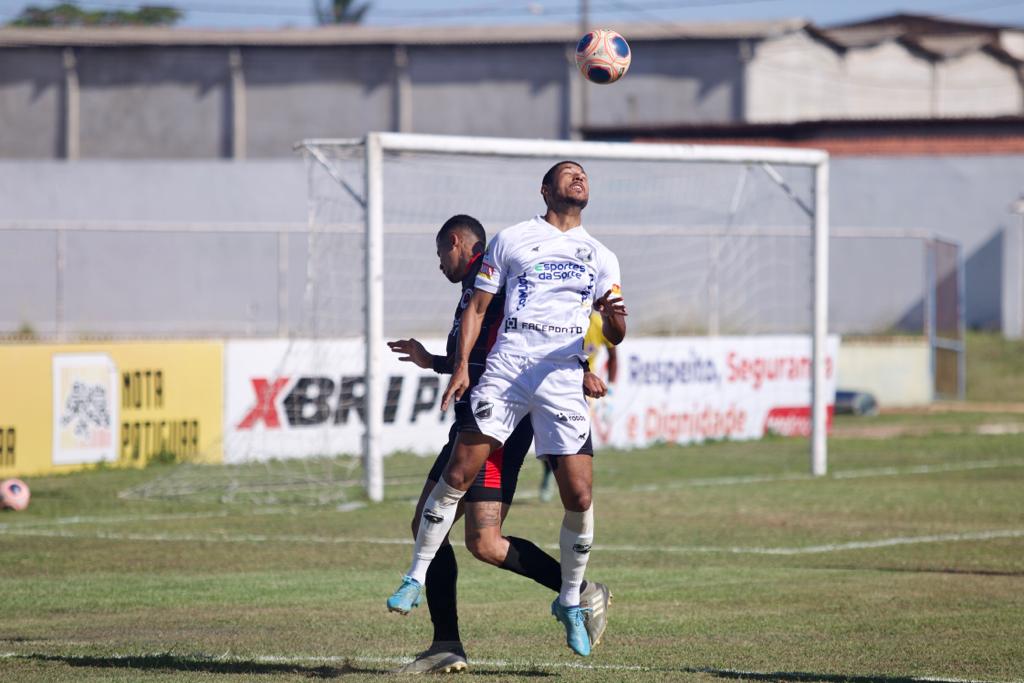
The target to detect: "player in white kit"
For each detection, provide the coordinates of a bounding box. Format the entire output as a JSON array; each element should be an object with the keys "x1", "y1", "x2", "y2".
[{"x1": 387, "y1": 161, "x2": 627, "y2": 657}]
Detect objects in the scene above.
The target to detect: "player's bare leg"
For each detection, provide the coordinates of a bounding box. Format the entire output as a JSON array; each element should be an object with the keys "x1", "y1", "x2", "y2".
[
  {"x1": 462, "y1": 498, "x2": 606, "y2": 647},
  {"x1": 388, "y1": 431, "x2": 499, "y2": 614},
  {"x1": 548, "y1": 452, "x2": 611, "y2": 646},
  {"x1": 463, "y1": 501, "x2": 510, "y2": 566}
]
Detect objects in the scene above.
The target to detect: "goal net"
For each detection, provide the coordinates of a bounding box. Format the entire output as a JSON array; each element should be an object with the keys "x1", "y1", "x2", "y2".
[{"x1": 283, "y1": 133, "x2": 829, "y2": 502}]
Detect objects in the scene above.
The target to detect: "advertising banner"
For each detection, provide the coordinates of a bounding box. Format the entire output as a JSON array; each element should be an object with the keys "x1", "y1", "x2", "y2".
[
  {"x1": 0, "y1": 341, "x2": 222, "y2": 477},
  {"x1": 52, "y1": 353, "x2": 119, "y2": 466},
  {"x1": 224, "y1": 335, "x2": 838, "y2": 462},
  {"x1": 224, "y1": 338, "x2": 453, "y2": 463},
  {"x1": 590, "y1": 335, "x2": 840, "y2": 448}
]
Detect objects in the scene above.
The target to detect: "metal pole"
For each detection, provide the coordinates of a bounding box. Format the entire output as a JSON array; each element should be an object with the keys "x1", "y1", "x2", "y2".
[
  {"x1": 62, "y1": 48, "x2": 79, "y2": 160},
  {"x1": 393, "y1": 45, "x2": 412, "y2": 133},
  {"x1": 577, "y1": 0, "x2": 589, "y2": 137},
  {"x1": 925, "y1": 240, "x2": 937, "y2": 400},
  {"x1": 363, "y1": 134, "x2": 385, "y2": 503},
  {"x1": 229, "y1": 48, "x2": 247, "y2": 160},
  {"x1": 811, "y1": 161, "x2": 829, "y2": 477},
  {"x1": 56, "y1": 228, "x2": 66, "y2": 340},
  {"x1": 277, "y1": 230, "x2": 288, "y2": 337},
  {"x1": 957, "y1": 241, "x2": 966, "y2": 400}
]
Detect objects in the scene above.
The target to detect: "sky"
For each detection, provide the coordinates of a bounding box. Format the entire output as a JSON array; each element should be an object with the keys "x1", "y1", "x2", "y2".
[{"x1": 1, "y1": 0, "x2": 1024, "y2": 30}]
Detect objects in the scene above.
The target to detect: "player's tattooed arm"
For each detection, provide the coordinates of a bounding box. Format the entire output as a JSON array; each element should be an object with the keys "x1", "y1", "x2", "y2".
[{"x1": 442, "y1": 288, "x2": 494, "y2": 410}]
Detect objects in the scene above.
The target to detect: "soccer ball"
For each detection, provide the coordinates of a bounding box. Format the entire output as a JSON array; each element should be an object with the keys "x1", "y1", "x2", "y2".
[
  {"x1": 0, "y1": 478, "x2": 30, "y2": 511},
  {"x1": 575, "y1": 29, "x2": 631, "y2": 84}
]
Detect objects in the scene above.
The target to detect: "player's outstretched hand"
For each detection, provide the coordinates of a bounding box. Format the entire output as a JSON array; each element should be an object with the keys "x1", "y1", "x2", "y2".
[
  {"x1": 387, "y1": 338, "x2": 431, "y2": 369},
  {"x1": 442, "y1": 365, "x2": 470, "y2": 411},
  {"x1": 583, "y1": 372, "x2": 607, "y2": 398},
  {"x1": 594, "y1": 289, "x2": 628, "y2": 318}
]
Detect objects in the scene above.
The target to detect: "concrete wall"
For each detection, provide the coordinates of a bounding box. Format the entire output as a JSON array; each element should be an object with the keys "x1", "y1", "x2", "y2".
[
  {"x1": 744, "y1": 31, "x2": 846, "y2": 123},
  {"x1": 935, "y1": 51, "x2": 1021, "y2": 118},
  {"x1": 588, "y1": 39, "x2": 744, "y2": 126},
  {"x1": 0, "y1": 160, "x2": 310, "y2": 337},
  {"x1": 243, "y1": 46, "x2": 396, "y2": 156},
  {"x1": 746, "y1": 36, "x2": 1024, "y2": 123},
  {"x1": 0, "y1": 39, "x2": 744, "y2": 159},
  {"x1": 1005, "y1": 220, "x2": 1024, "y2": 339},
  {"x1": 831, "y1": 154, "x2": 1024, "y2": 330},
  {"x1": 0, "y1": 48, "x2": 64, "y2": 158},
  {"x1": 77, "y1": 47, "x2": 230, "y2": 158},
  {"x1": 407, "y1": 44, "x2": 569, "y2": 138},
  {"x1": 838, "y1": 339, "x2": 932, "y2": 407},
  {"x1": 0, "y1": 152, "x2": 1021, "y2": 338},
  {"x1": 8, "y1": 28, "x2": 1021, "y2": 158}
]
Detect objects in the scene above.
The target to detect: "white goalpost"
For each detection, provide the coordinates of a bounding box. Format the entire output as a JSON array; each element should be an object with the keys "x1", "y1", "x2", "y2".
[{"x1": 298, "y1": 132, "x2": 830, "y2": 503}]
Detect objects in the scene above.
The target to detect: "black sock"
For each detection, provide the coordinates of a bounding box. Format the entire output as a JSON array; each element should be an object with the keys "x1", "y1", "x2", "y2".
[
  {"x1": 500, "y1": 536, "x2": 585, "y2": 595},
  {"x1": 425, "y1": 543, "x2": 461, "y2": 645}
]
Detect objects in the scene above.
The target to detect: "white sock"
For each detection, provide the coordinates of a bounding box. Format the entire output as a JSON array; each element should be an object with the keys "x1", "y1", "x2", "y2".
[
  {"x1": 558, "y1": 505, "x2": 594, "y2": 606},
  {"x1": 407, "y1": 477, "x2": 466, "y2": 584}
]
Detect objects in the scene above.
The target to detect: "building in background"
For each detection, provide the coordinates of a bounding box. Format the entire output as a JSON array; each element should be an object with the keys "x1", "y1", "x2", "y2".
[{"x1": 0, "y1": 13, "x2": 1021, "y2": 334}]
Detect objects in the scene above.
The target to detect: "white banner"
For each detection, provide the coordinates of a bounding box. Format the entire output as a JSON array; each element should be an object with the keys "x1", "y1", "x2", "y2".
[
  {"x1": 224, "y1": 338, "x2": 452, "y2": 463},
  {"x1": 590, "y1": 335, "x2": 840, "y2": 448},
  {"x1": 52, "y1": 353, "x2": 119, "y2": 466},
  {"x1": 223, "y1": 336, "x2": 839, "y2": 462}
]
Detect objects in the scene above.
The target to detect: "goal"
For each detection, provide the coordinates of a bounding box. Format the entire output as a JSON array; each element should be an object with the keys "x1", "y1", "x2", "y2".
[{"x1": 297, "y1": 133, "x2": 830, "y2": 502}]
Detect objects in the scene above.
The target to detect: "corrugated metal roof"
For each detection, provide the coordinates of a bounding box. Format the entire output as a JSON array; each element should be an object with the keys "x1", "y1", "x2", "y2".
[{"x1": 0, "y1": 18, "x2": 807, "y2": 48}]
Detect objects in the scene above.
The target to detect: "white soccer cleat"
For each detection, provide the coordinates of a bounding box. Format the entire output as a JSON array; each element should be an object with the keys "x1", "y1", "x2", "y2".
[
  {"x1": 393, "y1": 642, "x2": 468, "y2": 674},
  {"x1": 580, "y1": 581, "x2": 612, "y2": 647}
]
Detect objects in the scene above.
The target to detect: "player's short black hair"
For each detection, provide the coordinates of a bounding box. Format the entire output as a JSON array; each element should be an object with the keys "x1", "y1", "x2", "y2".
[
  {"x1": 436, "y1": 214, "x2": 486, "y2": 247},
  {"x1": 542, "y1": 160, "x2": 586, "y2": 188}
]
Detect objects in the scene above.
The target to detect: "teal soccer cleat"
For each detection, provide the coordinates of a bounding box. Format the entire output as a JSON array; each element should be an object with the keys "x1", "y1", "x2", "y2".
[
  {"x1": 551, "y1": 599, "x2": 592, "y2": 656},
  {"x1": 387, "y1": 576, "x2": 423, "y2": 615}
]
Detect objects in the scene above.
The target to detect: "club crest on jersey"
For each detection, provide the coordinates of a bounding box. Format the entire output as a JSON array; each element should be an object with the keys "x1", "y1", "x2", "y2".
[
  {"x1": 575, "y1": 246, "x2": 593, "y2": 263},
  {"x1": 474, "y1": 401, "x2": 493, "y2": 420},
  {"x1": 459, "y1": 289, "x2": 472, "y2": 310}
]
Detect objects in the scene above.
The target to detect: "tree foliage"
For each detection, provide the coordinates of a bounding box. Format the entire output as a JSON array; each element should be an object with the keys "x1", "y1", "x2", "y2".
[
  {"x1": 9, "y1": 2, "x2": 183, "y2": 27},
  {"x1": 315, "y1": 0, "x2": 370, "y2": 25}
]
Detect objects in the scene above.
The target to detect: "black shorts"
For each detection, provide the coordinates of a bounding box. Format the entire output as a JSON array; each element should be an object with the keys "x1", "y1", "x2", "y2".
[{"x1": 427, "y1": 400, "x2": 534, "y2": 504}]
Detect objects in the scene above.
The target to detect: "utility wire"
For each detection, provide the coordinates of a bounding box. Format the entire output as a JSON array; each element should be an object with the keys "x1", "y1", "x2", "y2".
[{"x1": 0, "y1": 0, "x2": 796, "y2": 21}]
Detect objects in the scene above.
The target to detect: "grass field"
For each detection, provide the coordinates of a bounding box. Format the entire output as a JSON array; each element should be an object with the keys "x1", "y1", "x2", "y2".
[
  {"x1": 2, "y1": 414, "x2": 1023, "y2": 682},
  {"x1": 966, "y1": 332, "x2": 1024, "y2": 402}
]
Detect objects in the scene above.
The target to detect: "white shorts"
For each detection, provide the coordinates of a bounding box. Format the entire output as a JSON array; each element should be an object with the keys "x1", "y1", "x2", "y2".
[{"x1": 469, "y1": 352, "x2": 591, "y2": 457}]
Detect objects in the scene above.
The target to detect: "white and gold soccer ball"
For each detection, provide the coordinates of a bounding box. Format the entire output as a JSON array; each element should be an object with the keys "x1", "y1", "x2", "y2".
[
  {"x1": 575, "y1": 29, "x2": 631, "y2": 84},
  {"x1": 0, "y1": 478, "x2": 30, "y2": 511}
]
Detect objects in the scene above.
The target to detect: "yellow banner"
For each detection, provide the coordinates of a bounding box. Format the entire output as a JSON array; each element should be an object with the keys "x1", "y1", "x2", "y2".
[{"x1": 0, "y1": 341, "x2": 222, "y2": 477}]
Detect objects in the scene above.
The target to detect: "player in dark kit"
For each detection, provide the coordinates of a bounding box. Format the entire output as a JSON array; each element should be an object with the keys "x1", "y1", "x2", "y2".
[{"x1": 386, "y1": 215, "x2": 611, "y2": 674}]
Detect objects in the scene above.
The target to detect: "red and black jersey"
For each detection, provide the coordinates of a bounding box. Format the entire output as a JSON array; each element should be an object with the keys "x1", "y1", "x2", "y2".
[{"x1": 430, "y1": 253, "x2": 506, "y2": 384}]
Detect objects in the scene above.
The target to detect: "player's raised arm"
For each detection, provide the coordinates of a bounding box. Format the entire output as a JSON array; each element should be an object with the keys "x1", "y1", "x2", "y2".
[
  {"x1": 595, "y1": 251, "x2": 626, "y2": 345},
  {"x1": 594, "y1": 287, "x2": 627, "y2": 345},
  {"x1": 441, "y1": 288, "x2": 494, "y2": 409}
]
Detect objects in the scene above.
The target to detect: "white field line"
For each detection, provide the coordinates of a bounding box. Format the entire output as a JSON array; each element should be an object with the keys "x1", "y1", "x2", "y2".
[
  {"x1": 0, "y1": 650, "x2": 1020, "y2": 683},
  {"x1": 596, "y1": 529, "x2": 1024, "y2": 556},
  {"x1": 0, "y1": 504, "x2": 362, "y2": 532},
  {"x1": 0, "y1": 457, "x2": 1020, "y2": 534},
  {"x1": 3, "y1": 525, "x2": 1023, "y2": 556},
  {"x1": 618, "y1": 458, "x2": 1024, "y2": 493}
]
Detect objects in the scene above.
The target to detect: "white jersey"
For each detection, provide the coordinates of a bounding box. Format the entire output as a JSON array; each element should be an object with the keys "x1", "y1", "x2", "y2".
[{"x1": 475, "y1": 215, "x2": 621, "y2": 362}]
